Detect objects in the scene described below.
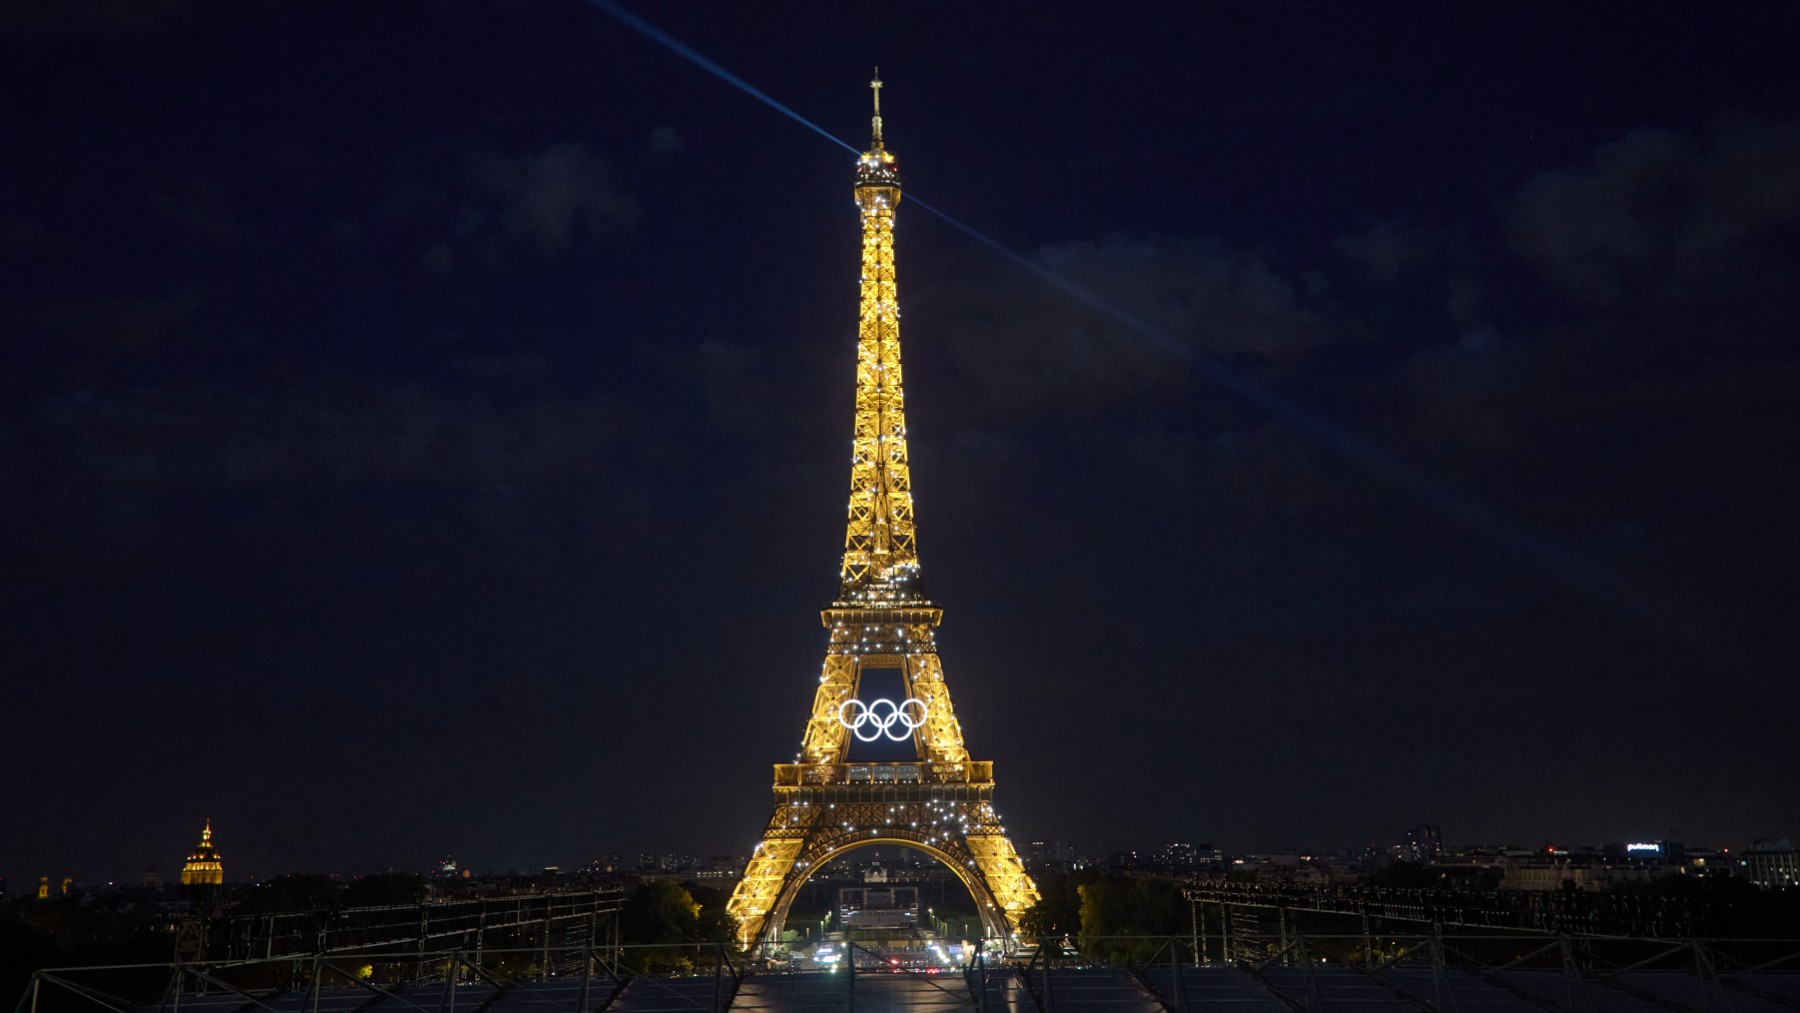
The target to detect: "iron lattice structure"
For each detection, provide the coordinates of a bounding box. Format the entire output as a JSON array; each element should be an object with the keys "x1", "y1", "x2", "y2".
[{"x1": 726, "y1": 75, "x2": 1038, "y2": 948}]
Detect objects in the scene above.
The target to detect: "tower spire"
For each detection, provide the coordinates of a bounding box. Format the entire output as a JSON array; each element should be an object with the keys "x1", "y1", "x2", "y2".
[
  {"x1": 869, "y1": 67, "x2": 884, "y2": 148},
  {"x1": 844, "y1": 74, "x2": 913, "y2": 602}
]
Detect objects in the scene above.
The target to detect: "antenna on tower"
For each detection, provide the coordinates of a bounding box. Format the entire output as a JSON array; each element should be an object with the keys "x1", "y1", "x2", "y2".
[{"x1": 870, "y1": 68, "x2": 884, "y2": 148}]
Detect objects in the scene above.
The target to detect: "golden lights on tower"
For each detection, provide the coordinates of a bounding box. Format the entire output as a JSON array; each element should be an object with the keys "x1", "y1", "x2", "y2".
[
  {"x1": 726, "y1": 74, "x2": 1039, "y2": 949},
  {"x1": 840, "y1": 68, "x2": 915, "y2": 599}
]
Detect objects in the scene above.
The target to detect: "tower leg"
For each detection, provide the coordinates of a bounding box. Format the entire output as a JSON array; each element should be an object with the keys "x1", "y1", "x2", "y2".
[
  {"x1": 726, "y1": 805, "x2": 818, "y2": 948},
  {"x1": 964, "y1": 833, "x2": 1037, "y2": 940}
]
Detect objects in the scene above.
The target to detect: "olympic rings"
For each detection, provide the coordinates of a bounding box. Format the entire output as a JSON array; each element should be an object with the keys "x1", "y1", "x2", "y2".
[{"x1": 836, "y1": 697, "x2": 928, "y2": 742}]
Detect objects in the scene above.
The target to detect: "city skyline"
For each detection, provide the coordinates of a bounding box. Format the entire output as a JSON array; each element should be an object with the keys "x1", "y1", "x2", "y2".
[
  {"x1": 15, "y1": 819, "x2": 1779, "y2": 890},
  {"x1": 4, "y1": 1, "x2": 1797, "y2": 883}
]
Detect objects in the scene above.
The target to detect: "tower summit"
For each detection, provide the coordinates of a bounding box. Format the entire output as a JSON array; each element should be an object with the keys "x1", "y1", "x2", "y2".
[
  {"x1": 841, "y1": 68, "x2": 916, "y2": 604},
  {"x1": 726, "y1": 75, "x2": 1038, "y2": 950}
]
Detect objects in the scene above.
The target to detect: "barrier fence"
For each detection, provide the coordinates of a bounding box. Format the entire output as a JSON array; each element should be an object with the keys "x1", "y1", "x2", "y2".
[{"x1": 16, "y1": 931, "x2": 1800, "y2": 1013}]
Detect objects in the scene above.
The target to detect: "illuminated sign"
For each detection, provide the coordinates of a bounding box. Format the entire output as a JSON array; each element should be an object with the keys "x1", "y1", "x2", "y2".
[
  {"x1": 837, "y1": 697, "x2": 927, "y2": 742},
  {"x1": 1626, "y1": 842, "x2": 1661, "y2": 852}
]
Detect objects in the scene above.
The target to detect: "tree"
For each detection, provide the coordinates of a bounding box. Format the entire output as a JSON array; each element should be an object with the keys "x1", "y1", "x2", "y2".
[
  {"x1": 685, "y1": 882, "x2": 740, "y2": 946},
  {"x1": 344, "y1": 873, "x2": 426, "y2": 908},
  {"x1": 696, "y1": 905, "x2": 738, "y2": 946},
  {"x1": 240, "y1": 874, "x2": 344, "y2": 913},
  {"x1": 620, "y1": 879, "x2": 700, "y2": 945},
  {"x1": 1078, "y1": 876, "x2": 1186, "y2": 964},
  {"x1": 1019, "y1": 871, "x2": 1094, "y2": 940},
  {"x1": 1368, "y1": 861, "x2": 1439, "y2": 889}
]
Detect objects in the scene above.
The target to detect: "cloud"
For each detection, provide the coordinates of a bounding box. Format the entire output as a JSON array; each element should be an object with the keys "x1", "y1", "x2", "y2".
[
  {"x1": 453, "y1": 352, "x2": 552, "y2": 391},
  {"x1": 37, "y1": 373, "x2": 636, "y2": 495},
  {"x1": 467, "y1": 143, "x2": 638, "y2": 253},
  {"x1": 919, "y1": 235, "x2": 1329, "y2": 414},
  {"x1": 1334, "y1": 217, "x2": 1487, "y2": 328},
  {"x1": 29, "y1": 292, "x2": 200, "y2": 354},
  {"x1": 0, "y1": 216, "x2": 83, "y2": 263},
  {"x1": 153, "y1": 179, "x2": 239, "y2": 245},
  {"x1": 1334, "y1": 218, "x2": 1438, "y2": 285},
  {"x1": 950, "y1": 428, "x2": 1019, "y2": 457},
  {"x1": 639, "y1": 338, "x2": 770, "y2": 431},
  {"x1": 1505, "y1": 117, "x2": 1800, "y2": 307},
  {"x1": 363, "y1": 143, "x2": 639, "y2": 276},
  {"x1": 0, "y1": 0, "x2": 193, "y2": 38},
  {"x1": 646, "y1": 125, "x2": 683, "y2": 160}
]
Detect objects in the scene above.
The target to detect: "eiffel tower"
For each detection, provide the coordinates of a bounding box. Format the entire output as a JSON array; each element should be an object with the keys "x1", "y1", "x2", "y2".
[{"x1": 725, "y1": 73, "x2": 1039, "y2": 949}]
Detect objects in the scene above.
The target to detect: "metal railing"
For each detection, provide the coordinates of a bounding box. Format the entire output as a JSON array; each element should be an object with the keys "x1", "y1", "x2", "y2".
[
  {"x1": 15, "y1": 932, "x2": 1800, "y2": 1013},
  {"x1": 218, "y1": 888, "x2": 626, "y2": 961},
  {"x1": 1184, "y1": 879, "x2": 1707, "y2": 938}
]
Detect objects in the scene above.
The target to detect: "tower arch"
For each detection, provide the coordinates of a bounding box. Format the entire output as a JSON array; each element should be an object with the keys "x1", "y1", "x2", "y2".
[{"x1": 764, "y1": 835, "x2": 1009, "y2": 947}]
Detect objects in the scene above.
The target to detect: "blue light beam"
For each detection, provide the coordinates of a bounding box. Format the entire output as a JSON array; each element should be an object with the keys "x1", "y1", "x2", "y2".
[
  {"x1": 585, "y1": 0, "x2": 858, "y2": 157},
  {"x1": 585, "y1": 0, "x2": 1736, "y2": 665}
]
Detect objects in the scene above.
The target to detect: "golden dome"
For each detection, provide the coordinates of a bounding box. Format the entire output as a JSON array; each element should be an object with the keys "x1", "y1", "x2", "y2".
[{"x1": 181, "y1": 820, "x2": 224, "y2": 886}]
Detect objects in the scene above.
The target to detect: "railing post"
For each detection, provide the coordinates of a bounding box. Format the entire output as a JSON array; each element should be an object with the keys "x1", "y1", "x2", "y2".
[
  {"x1": 972, "y1": 940, "x2": 987, "y2": 1012},
  {"x1": 1173, "y1": 936, "x2": 1189, "y2": 1011},
  {"x1": 1193, "y1": 899, "x2": 1203, "y2": 968},
  {"x1": 1693, "y1": 937, "x2": 1707, "y2": 1013},
  {"x1": 475, "y1": 900, "x2": 486, "y2": 971},
  {"x1": 1559, "y1": 934, "x2": 1576, "y2": 1013},
  {"x1": 711, "y1": 945, "x2": 724, "y2": 1013},
  {"x1": 1430, "y1": 924, "x2": 1445, "y2": 1011},
  {"x1": 1298, "y1": 933, "x2": 1321, "y2": 1013}
]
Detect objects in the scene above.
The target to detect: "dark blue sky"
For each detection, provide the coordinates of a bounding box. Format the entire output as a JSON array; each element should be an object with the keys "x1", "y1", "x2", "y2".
[{"x1": 3, "y1": 1, "x2": 1798, "y2": 883}]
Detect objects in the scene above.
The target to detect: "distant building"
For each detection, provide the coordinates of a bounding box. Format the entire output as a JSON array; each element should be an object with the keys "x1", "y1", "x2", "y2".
[
  {"x1": 1499, "y1": 853, "x2": 1665, "y2": 892},
  {"x1": 837, "y1": 884, "x2": 919, "y2": 929},
  {"x1": 1745, "y1": 839, "x2": 1798, "y2": 888},
  {"x1": 1500, "y1": 857, "x2": 1590, "y2": 891},
  {"x1": 1400, "y1": 824, "x2": 1442, "y2": 863},
  {"x1": 1158, "y1": 842, "x2": 1199, "y2": 869},
  {"x1": 637, "y1": 853, "x2": 696, "y2": 873},
  {"x1": 1603, "y1": 840, "x2": 1684, "y2": 864},
  {"x1": 181, "y1": 820, "x2": 224, "y2": 885},
  {"x1": 1023, "y1": 840, "x2": 1082, "y2": 869},
  {"x1": 693, "y1": 856, "x2": 744, "y2": 883}
]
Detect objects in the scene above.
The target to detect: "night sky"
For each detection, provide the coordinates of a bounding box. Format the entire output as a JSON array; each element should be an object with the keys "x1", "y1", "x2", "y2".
[{"x1": 4, "y1": 2, "x2": 1798, "y2": 885}]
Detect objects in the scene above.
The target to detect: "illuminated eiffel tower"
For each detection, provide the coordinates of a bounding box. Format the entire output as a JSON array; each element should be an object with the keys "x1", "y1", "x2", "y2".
[{"x1": 726, "y1": 73, "x2": 1039, "y2": 948}]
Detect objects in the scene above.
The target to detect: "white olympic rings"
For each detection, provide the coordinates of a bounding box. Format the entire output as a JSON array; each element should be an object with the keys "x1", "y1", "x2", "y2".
[{"x1": 836, "y1": 697, "x2": 928, "y2": 742}]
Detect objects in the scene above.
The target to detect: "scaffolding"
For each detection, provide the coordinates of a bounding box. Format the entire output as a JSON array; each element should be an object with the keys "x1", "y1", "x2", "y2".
[{"x1": 17, "y1": 931, "x2": 1800, "y2": 1013}]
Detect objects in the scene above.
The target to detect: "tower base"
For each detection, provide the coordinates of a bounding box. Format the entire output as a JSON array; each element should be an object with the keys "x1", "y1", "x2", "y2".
[{"x1": 727, "y1": 761, "x2": 1037, "y2": 948}]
